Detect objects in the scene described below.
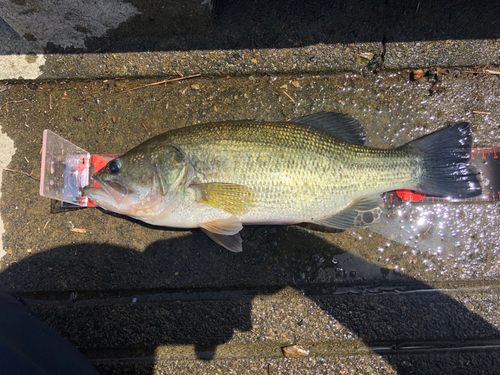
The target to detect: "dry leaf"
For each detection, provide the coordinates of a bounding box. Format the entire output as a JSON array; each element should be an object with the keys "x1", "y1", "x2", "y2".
[{"x1": 412, "y1": 69, "x2": 425, "y2": 80}]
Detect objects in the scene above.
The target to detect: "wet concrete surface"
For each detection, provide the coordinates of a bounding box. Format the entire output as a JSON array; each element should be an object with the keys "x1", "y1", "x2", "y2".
[{"x1": 0, "y1": 69, "x2": 499, "y2": 373}]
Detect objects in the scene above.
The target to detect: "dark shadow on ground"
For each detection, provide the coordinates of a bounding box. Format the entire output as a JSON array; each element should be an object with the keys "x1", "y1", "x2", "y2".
[
  {"x1": 1, "y1": 0, "x2": 499, "y2": 54},
  {"x1": 1, "y1": 226, "x2": 499, "y2": 374}
]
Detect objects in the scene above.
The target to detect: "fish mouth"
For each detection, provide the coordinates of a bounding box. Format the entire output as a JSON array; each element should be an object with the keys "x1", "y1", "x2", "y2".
[{"x1": 89, "y1": 175, "x2": 129, "y2": 205}]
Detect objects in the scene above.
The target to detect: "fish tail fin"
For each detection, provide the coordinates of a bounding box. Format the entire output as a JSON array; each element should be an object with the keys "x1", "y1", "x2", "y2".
[{"x1": 400, "y1": 122, "x2": 482, "y2": 198}]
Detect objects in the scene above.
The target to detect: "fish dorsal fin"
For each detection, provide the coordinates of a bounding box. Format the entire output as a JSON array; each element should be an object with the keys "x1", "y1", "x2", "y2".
[
  {"x1": 313, "y1": 194, "x2": 383, "y2": 229},
  {"x1": 192, "y1": 182, "x2": 256, "y2": 216},
  {"x1": 200, "y1": 216, "x2": 243, "y2": 252},
  {"x1": 291, "y1": 112, "x2": 366, "y2": 145}
]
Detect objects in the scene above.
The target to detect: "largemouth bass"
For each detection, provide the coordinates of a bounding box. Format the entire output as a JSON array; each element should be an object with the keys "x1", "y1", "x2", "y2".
[{"x1": 83, "y1": 112, "x2": 481, "y2": 252}]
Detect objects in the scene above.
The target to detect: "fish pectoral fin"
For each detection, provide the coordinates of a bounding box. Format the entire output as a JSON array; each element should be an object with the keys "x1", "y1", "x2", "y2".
[
  {"x1": 290, "y1": 112, "x2": 366, "y2": 146},
  {"x1": 200, "y1": 216, "x2": 243, "y2": 253},
  {"x1": 313, "y1": 194, "x2": 383, "y2": 229},
  {"x1": 192, "y1": 182, "x2": 256, "y2": 216}
]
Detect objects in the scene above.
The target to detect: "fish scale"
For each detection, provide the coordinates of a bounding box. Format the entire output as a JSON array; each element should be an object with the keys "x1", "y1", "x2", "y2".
[
  {"x1": 83, "y1": 112, "x2": 481, "y2": 252},
  {"x1": 153, "y1": 121, "x2": 419, "y2": 223}
]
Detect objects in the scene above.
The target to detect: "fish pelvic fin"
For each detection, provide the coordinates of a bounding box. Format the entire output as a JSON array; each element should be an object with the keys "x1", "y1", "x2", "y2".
[
  {"x1": 200, "y1": 216, "x2": 243, "y2": 252},
  {"x1": 192, "y1": 182, "x2": 256, "y2": 216},
  {"x1": 313, "y1": 194, "x2": 383, "y2": 230},
  {"x1": 401, "y1": 122, "x2": 482, "y2": 198},
  {"x1": 290, "y1": 112, "x2": 366, "y2": 145},
  {"x1": 201, "y1": 230, "x2": 243, "y2": 253}
]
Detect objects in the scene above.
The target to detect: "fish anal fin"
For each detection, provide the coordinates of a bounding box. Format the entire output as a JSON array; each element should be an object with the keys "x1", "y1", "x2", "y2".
[
  {"x1": 314, "y1": 195, "x2": 383, "y2": 230},
  {"x1": 192, "y1": 182, "x2": 256, "y2": 216},
  {"x1": 199, "y1": 216, "x2": 243, "y2": 252},
  {"x1": 291, "y1": 112, "x2": 366, "y2": 146}
]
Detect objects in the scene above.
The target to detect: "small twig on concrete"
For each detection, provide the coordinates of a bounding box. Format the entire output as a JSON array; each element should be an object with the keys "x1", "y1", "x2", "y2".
[
  {"x1": 473, "y1": 111, "x2": 491, "y2": 115},
  {"x1": 282, "y1": 90, "x2": 295, "y2": 103},
  {"x1": 43, "y1": 219, "x2": 50, "y2": 231},
  {"x1": 141, "y1": 122, "x2": 151, "y2": 135},
  {"x1": 484, "y1": 69, "x2": 500, "y2": 75},
  {"x1": 465, "y1": 68, "x2": 500, "y2": 75},
  {"x1": 267, "y1": 86, "x2": 280, "y2": 96},
  {"x1": 70, "y1": 228, "x2": 87, "y2": 234},
  {"x1": 0, "y1": 163, "x2": 39, "y2": 181},
  {"x1": 1, "y1": 98, "x2": 28, "y2": 112},
  {"x1": 120, "y1": 74, "x2": 202, "y2": 94},
  {"x1": 423, "y1": 224, "x2": 432, "y2": 237}
]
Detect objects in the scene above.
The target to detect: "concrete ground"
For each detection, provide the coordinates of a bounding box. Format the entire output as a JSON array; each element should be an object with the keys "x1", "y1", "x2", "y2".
[{"x1": 1, "y1": 1, "x2": 500, "y2": 374}]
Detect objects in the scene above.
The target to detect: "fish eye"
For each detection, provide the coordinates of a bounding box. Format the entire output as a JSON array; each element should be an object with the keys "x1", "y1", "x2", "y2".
[{"x1": 108, "y1": 159, "x2": 121, "y2": 174}]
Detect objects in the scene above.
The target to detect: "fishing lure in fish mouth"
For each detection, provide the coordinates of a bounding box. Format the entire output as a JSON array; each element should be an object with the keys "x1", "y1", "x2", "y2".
[{"x1": 83, "y1": 112, "x2": 481, "y2": 253}]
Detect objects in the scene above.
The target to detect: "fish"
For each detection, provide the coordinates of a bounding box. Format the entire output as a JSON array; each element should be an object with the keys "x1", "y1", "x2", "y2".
[{"x1": 82, "y1": 112, "x2": 482, "y2": 252}]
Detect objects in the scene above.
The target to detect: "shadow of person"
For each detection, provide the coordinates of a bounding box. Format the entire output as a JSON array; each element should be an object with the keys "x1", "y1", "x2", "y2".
[{"x1": 0, "y1": 225, "x2": 499, "y2": 373}]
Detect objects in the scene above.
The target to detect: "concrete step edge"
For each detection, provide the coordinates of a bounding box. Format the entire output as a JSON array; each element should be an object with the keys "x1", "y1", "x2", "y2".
[{"x1": 1, "y1": 39, "x2": 499, "y2": 81}]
